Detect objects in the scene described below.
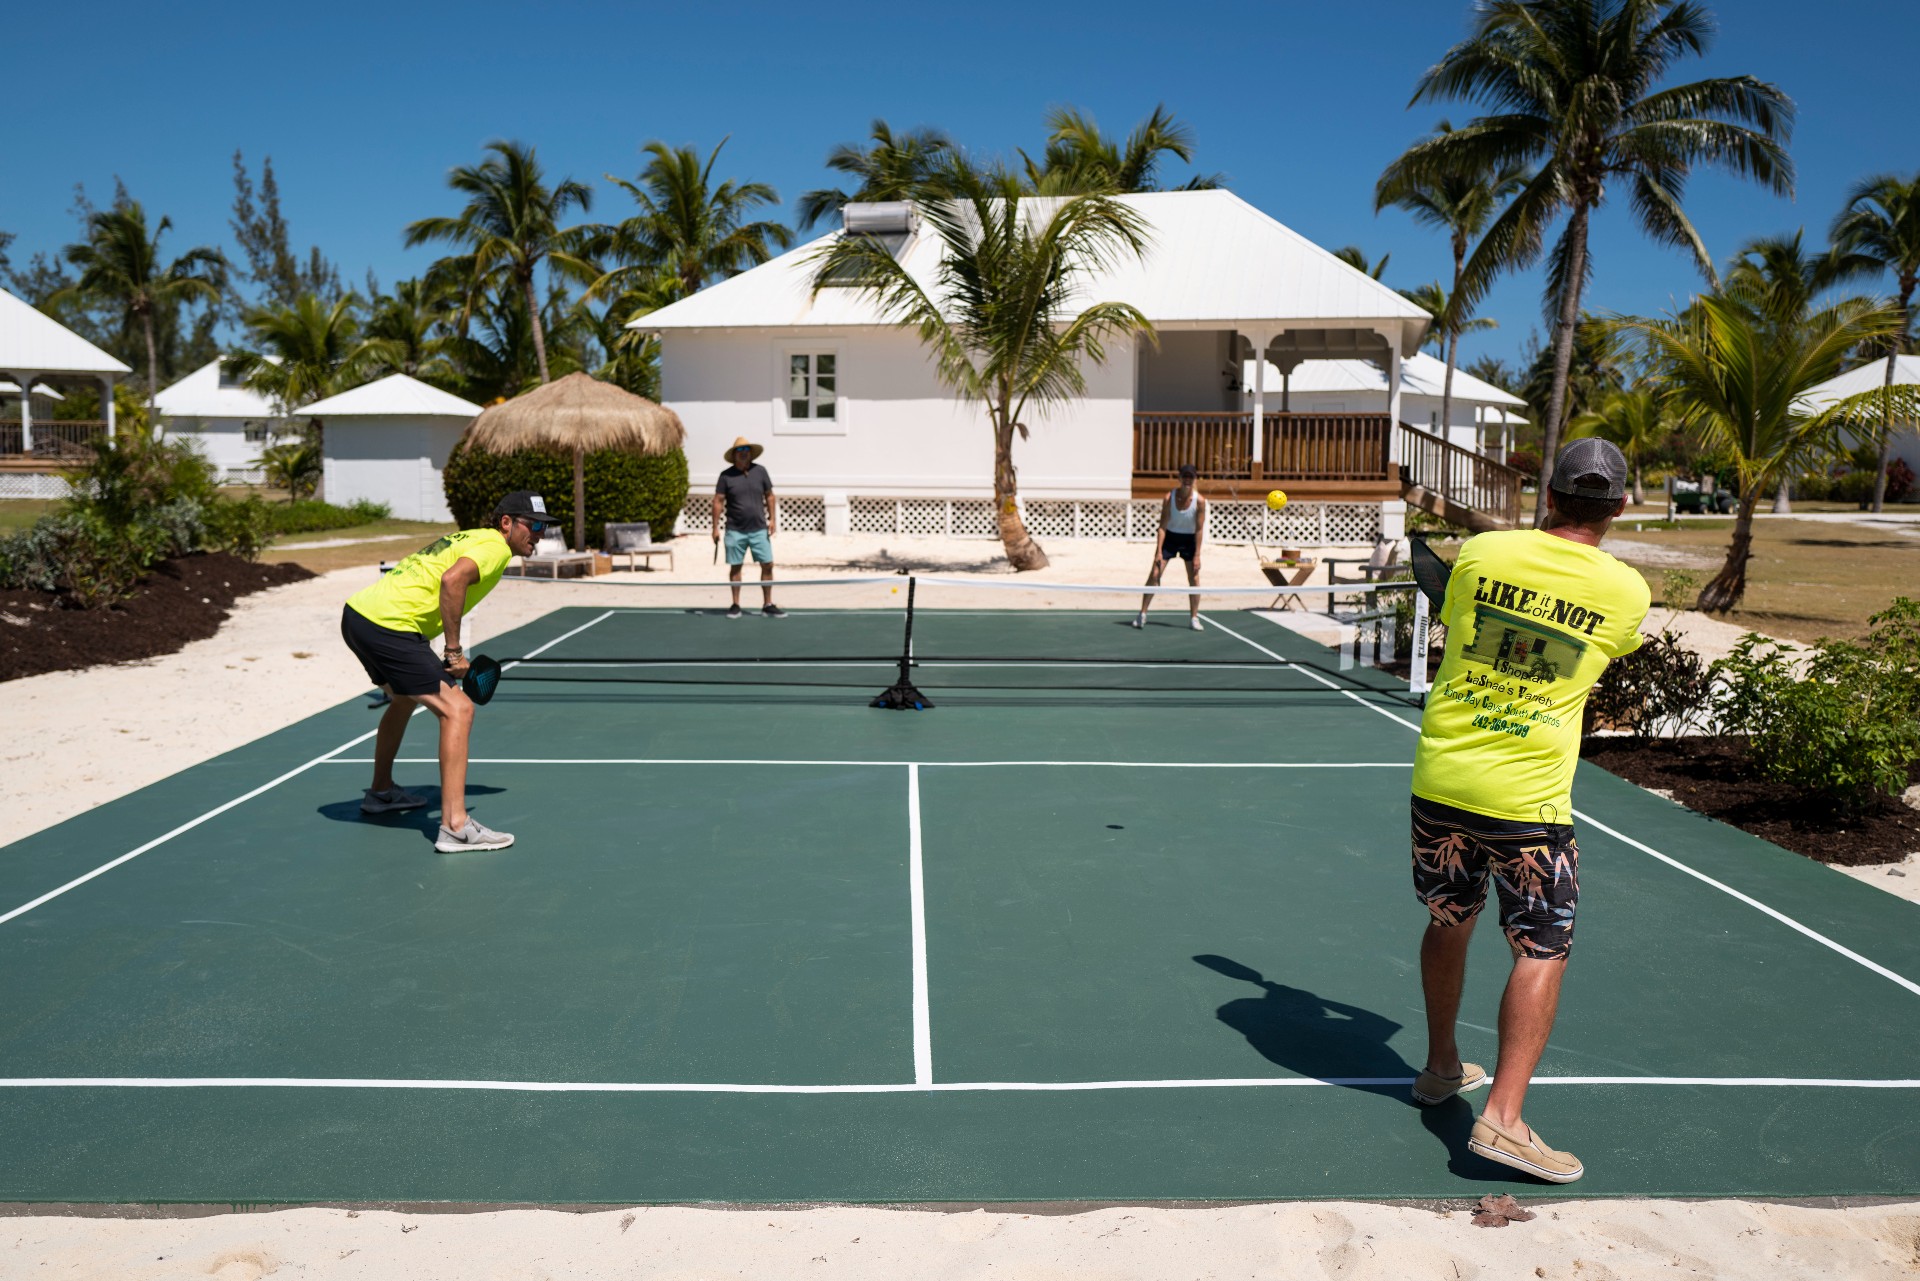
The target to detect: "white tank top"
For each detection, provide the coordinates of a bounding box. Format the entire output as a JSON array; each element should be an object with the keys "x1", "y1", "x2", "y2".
[{"x1": 1165, "y1": 489, "x2": 1200, "y2": 534}]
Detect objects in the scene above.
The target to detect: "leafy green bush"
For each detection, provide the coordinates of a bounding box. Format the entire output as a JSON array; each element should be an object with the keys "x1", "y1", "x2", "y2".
[
  {"x1": 257, "y1": 439, "x2": 323, "y2": 500},
  {"x1": 0, "y1": 512, "x2": 151, "y2": 607},
  {"x1": 203, "y1": 497, "x2": 277, "y2": 561},
  {"x1": 1831, "y1": 470, "x2": 1877, "y2": 506},
  {"x1": 1660, "y1": 568, "x2": 1699, "y2": 609},
  {"x1": 261, "y1": 498, "x2": 392, "y2": 536},
  {"x1": 1709, "y1": 598, "x2": 1920, "y2": 814},
  {"x1": 1793, "y1": 471, "x2": 1834, "y2": 501},
  {"x1": 1587, "y1": 632, "x2": 1712, "y2": 737},
  {"x1": 66, "y1": 433, "x2": 218, "y2": 531},
  {"x1": 442, "y1": 442, "x2": 690, "y2": 548}
]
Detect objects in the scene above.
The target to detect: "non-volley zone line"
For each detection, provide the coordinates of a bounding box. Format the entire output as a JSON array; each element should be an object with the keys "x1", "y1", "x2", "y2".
[{"x1": 0, "y1": 1076, "x2": 1915, "y2": 1094}]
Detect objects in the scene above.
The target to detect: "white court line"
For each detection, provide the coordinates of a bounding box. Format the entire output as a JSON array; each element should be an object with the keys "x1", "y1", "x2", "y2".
[
  {"x1": 509, "y1": 660, "x2": 1300, "y2": 671},
  {"x1": 0, "y1": 611, "x2": 618, "y2": 931},
  {"x1": 321, "y1": 758, "x2": 1412, "y2": 769},
  {"x1": 1204, "y1": 611, "x2": 1920, "y2": 1001},
  {"x1": 1199, "y1": 614, "x2": 1424, "y2": 731},
  {"x1": 0, "y1": 1076, "x2": 1913, "y2": 1093},
  {"x1": 907, "y1": 765, "x2": 932, "y2": 1086}
]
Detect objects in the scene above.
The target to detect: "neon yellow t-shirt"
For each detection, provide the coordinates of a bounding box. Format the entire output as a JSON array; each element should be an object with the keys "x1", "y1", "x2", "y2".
[
  {"x1": 1412, "y1": 528, "x2": 1651, "y2": 824},
  {"x1": 345, "y1": 529, "x2": 512, "y2": 639}
]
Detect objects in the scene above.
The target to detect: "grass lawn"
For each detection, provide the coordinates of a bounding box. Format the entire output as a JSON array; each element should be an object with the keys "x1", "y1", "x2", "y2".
[
  {"x1": 263, "y1": 520, "x2": 456, "y2": 575},
  {"x1": 0, "y1": 500, "x2": 59, "y2": 533}
]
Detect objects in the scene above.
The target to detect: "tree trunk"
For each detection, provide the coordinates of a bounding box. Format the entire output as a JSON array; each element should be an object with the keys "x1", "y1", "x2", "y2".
[
  {"x1": 1633, "y1": 464, "x2": 1646, "y2": 507},
  {"x1": 1697, "y1": 491, "x2": 1759, "y2": 613},
  {"x1": 1771, "y1": 470, "x2": 1791, "y2": 514},
  {"x1": 1440, "y1": 241, "x2": 1462, "y2": 457},
  {"x1": 142, "y1": 306, "x2": 159, "y2": 432},
  {"x1": 992, "y1": 418, "x2": 1048, "y2": 571},
  {"x1": 1874, "y1": 280, "x2": 1915, "y2": 513},
  {"x1": 526, "y1": 271, "x2": 551, "y2": 384},
  {"x1": 1534, "y1": 200, "x2": 1592, "y2": 527},
  {"x1": 573, "y1": 443, "x2": 586, "y2": 551}
]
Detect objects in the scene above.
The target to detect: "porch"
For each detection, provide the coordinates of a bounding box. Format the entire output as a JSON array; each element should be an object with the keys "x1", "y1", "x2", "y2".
[{"x1": 0, "y1": 419, "x2": 111, "y2": 460}]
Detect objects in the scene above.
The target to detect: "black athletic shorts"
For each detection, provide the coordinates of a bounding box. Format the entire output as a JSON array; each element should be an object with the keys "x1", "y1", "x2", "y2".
[
  {"x1": 1411, "y1": 796, "x2": 1580, "y2": 960},
  {"x1": 1159, "y1": 531, "x2": 1198, "y2": 562},
  {"x1": 340, "y1": 605, "x2": 452, "y2": 697}
]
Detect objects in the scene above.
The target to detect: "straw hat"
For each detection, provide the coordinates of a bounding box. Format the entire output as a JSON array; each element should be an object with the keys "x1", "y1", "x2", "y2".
[{"x1": 724, "y1": 436, "x2": 765, "y2": 465}]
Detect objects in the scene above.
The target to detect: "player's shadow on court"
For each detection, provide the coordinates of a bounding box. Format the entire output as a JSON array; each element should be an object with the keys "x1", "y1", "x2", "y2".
[
  {"x1": 316, "y1": 785, "x2": 508, "y2": 842},
  {"x1": 1194, "y1": 953, "x2": 1487, "y2": 1175}
]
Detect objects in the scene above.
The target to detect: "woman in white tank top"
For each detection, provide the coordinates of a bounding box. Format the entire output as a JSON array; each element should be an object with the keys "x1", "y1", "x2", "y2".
[{"x1": 1133, "y1": 463, "x2": 1206, "y2": 630}]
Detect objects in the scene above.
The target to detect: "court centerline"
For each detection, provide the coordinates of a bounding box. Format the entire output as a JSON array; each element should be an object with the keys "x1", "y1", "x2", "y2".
[
  {"x1": 907, "y1": 765, "x2": 932, "y2": 1087},
  {"x1": 0, "y1": 1076, "x2": 1913, "y2": 1093}
]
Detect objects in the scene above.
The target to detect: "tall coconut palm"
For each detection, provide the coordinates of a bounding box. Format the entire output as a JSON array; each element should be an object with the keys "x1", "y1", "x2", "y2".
[
  {"x1": 55, "y1": 202, "x2": 225, "y2": 413},
  {"x1": 405, "y1": 140, "x2": 594, "y2": 385},
  {"x1": 593, "y1": 138, "x2": 792, "y2": 307},
  {"x1": 1616, "y1": 294, "x2": 1919, "y2": 611},
  {"x1": 1377, "y1": 125, "x2": 1529, "y2": 442},
  {"x1": 797, "y1": 121, "x2": 954, "y2": 230},
  {"x1": 1831, "y1": 173, "x2": 1920, "y2": 511},
  {"x1": 1021, "y1": 104, "x2": 1224, "y2": 194},
  {"x1": 365, "y1": 277, "x2": 459, "y2": 386},
  {"x1": 1401, "y1": 281, "x2": 1500, "y2": 355},
  {"x1": 810, "y1": 159, "x2": 1154, "y2": 570},
  {"x1": 1566, "y1": 386, "x2": 1668, "y2": 504},
  {"x1": 1397, "y1": 0, "x2": 1794, "y2": 522}
]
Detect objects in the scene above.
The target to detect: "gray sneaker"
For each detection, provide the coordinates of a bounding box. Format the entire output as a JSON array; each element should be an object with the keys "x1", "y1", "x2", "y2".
[
  {"x1": 361, "y1": 786, "x2": 428, "y2": 815},
  {"x1": 435, "y1": 818, "x2": 516, "y2": 853}
]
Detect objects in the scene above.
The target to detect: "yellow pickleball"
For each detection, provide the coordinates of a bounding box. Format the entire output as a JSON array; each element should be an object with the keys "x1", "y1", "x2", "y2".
[{"x1": 1266, "y1": 489, "x2": 1289, "y2": 511}]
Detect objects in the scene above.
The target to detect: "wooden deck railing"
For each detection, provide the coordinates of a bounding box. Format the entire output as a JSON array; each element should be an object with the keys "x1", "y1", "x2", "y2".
[
  {"x1": 0, "y1": 420, "x2": 108, "y2": 458},
  {"x1": 1397, "y1": 422, "x2": 1524, "y2": 527},
  {"x1": 1261, "y1": 413, "x2": 1392, "y2": 480},
  {"x1": 1132, "y1": 412, "x2": 1254, "y2": 479}
]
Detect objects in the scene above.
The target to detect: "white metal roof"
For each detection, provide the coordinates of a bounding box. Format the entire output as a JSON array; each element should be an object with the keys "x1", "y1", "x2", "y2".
[
  {"x1": 1798, "y1": 354, "x2": 1920, "y2": 413},
  {"x1": 0, "y1": 381, "x2": 65, "y2": 400},
  {"x1": 0, "y1": 287, "x2": 132, "y2": 376},
  {"x1": 629, "y1": 190, "x2": 1433, "y2": 354},
  {"x1": 154, "y1": 358, "x2": 283, "y2": 420},
  {"x1": 302, "y1": 373, "x2": 482, "y2": 418},
  {"x1": 1244, "y1": 351, "x2": 1527, "y2": 407}
]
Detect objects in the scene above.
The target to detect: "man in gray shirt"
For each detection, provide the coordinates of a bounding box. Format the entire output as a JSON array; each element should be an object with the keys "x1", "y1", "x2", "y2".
[{"x1": 711, "y1": 436, "x2": 783, "y2": 618}]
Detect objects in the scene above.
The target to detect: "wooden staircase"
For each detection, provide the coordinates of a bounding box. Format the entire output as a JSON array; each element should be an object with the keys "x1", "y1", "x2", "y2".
[{"x1": 1396, "y1": 423, "x2": 1526, "y2": 531}]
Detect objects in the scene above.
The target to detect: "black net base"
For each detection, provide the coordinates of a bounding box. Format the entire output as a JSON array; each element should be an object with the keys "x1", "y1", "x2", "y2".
[{"x1": 870, "y1": 677, "x2": 935, "y2": 710}]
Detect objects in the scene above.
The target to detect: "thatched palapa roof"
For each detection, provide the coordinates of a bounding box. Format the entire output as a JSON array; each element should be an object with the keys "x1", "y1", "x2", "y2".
[{"x1": 463, "y1": 371, "x2": 685, "y2": 456}]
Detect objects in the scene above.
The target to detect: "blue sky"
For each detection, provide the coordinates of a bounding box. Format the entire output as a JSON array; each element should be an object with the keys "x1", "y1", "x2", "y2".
[{"x1": 5, "y1": 0, "x2": 1912, "y2": 370}]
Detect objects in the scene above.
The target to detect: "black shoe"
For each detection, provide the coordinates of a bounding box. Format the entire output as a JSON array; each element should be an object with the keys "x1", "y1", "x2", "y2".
[
  {"x1": 763, "y1": 604, "x2": 787, "y2": 618},
  {"x1": 726, "y1": 604, "x2": 742, "y2": 619}
]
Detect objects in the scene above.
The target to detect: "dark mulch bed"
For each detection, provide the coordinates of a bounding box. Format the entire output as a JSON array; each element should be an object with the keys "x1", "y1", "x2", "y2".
[
  {"x1": 1580, "y1": 735, "x2": 1920, "y2": 867},
  {"x1": 0, "y1": 553, "x2": 314, "y2": 682}
]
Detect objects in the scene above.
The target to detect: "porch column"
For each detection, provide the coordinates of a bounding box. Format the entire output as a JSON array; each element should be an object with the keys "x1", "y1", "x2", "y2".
[
  {"x1": 101, "y1": 376, "x2": 116, "y2": 440},
  {"x1": 1385, "y1": 345, "x2": 1403, "y2": 469},
  {"x1": 16, "y1": 371, "x2": 35, "y2": 454},
  {"x1": 1250, "y1": 343, "x2": 1266, "y2": 470}
]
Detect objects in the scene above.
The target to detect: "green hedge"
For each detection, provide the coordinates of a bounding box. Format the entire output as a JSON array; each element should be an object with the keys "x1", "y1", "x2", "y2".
[
  {"x1": 263, "y1": 499, "x2": 392, "y2": 536},
  {"x1": 442, "y1": 443, "x2": 690, "y2": 548}
]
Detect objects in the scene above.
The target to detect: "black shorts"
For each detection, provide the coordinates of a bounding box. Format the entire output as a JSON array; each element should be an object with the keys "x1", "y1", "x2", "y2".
[
  {"x1": 1159, "y1": 531, "x2": 1198, "y2": 562},
  {"x1": 1411, "y1": 796, "x2": 1580, "y2": 960},
  {"x1": 340, "y1": 605, "x2": 452, "y2": 697}
]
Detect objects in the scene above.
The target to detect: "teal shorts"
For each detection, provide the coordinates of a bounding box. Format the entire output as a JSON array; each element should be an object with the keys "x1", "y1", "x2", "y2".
[{"x1": 725, "y1": 528, "x2": 773, "y2": 565}]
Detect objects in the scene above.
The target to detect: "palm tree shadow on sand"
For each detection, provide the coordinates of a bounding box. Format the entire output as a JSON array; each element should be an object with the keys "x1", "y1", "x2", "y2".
[{"x1": 1194, "y1": 953, "x2": 1488, "y2": 1177}]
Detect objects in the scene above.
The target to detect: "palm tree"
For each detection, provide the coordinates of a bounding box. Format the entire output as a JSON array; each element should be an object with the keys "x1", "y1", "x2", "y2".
[
  {"x1": 1831, "y1": 173, "x2": 1920, "y2": 511},
  {"x1": 365, "y1": 277, "x2": 459, "y2": 386},
  {"x1": 593, "y1": 139, "x2": 792, "y2": 306},
  {"x1": 1021, "y1": 104, "x2": 1224, "y2": 194},
  {"x1": 1397, "y1": 0, "x2": 1794, "y2": 522},
  {"x1": 1566, "y1": 386, "x2": 1667, "y2": 504},
  {"x1": 810, "y1": 158, "x2": 1155, "y2": 570},
  {"x1": 405, "y1": 140, "x2": 594, "y2": 385},
  {"x1": 55, "y1": 202, "x2": 225, "y2": 413},
  {"x1": 797, "y1": 121, "x2": 953, "y2": 230},
  {"x1": 1616, "y1": 294, "x2": 1919, "y2": 611},
  {"x1": 1332, "y1": 246, "x2": 1391, "y2": 280},
  {"x1": 1377, "y1": 124, "x2": 1529, "y2": 442},
  {"x1": 1401, "y1": 280, "x2": 1499, "y2": 355}
]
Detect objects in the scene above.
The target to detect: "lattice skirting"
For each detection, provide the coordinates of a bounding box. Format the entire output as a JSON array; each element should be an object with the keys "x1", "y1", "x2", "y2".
[
  {"x1": 677, "y1": 496, "x2": 1381, "y2": 544},
  {"x1": 0, "y1": 473, "x2": 73, "y2": 500}
]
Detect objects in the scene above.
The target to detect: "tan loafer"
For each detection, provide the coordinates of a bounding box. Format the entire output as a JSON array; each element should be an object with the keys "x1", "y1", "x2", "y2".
[
  {"x1": 1468, "y1": 1115, "x2": 1585, "y2": 1183},
  {"x1": 1410, "y1": 1061, "x2": 1487, "y2": 1106}
]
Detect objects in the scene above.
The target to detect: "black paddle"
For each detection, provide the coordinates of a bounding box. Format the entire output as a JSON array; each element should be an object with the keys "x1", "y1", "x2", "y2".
[
  {"x1": 1408, "y1": 537, "x2": 1450, "y2": 616},
  {"x1": 458, "y1": 654, "x2": 503, "y2": 706}
]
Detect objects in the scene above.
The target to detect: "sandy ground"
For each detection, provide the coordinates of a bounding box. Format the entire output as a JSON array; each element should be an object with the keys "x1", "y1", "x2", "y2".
[
  {"x1": 3, "y1": 1199, "x2": 1917, "y2": 1280},
  {"x1": 1, "y1": 531, "x2": 1915, "y2": 1272}
]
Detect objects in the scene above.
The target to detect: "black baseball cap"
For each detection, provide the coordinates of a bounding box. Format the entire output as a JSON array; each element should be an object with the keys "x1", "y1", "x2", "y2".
[
  {"x1": 1549, "y1": 438, "x2": 1629, "y2": 501},
  {"x1": 491, "y1": 492, "x2": 562, "y2": 527}
]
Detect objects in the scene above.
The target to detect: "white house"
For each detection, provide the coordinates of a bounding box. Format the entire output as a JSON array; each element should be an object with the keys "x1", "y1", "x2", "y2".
[
  {"x1": 629, "y1": 190, "x2": 1495, "y2": 542},
  {"x1": 1799, "y1": 354, "x2": 1920, "y2": 484},
  {"x1": 1241, "y1": 350, "x2": 1527, "y2": 456},
  {"x1": 153, "y1": 358, "x2": 290, "y2": 483},
  {"x1": 306, "y1": 374, "x2": 481, "y2": 521}
]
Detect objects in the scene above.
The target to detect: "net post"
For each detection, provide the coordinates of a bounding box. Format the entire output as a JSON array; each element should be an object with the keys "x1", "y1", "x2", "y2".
[
  {"x1": 1409, "y1": 586, "x2": 1431, "y2": 703},
  {"x1": 871, "y1": 574, "x2": 934, "y2": 710}
]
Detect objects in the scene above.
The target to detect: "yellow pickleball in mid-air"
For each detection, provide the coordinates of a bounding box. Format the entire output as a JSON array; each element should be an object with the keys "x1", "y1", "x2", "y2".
[{"x1": 1266, "y1": 489, "x2": 1289, "y2": 511}]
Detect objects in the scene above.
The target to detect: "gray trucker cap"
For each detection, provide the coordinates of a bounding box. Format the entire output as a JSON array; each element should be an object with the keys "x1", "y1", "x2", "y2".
[{"x1": 1549, "y1": 438, "x2": 1629, "y2": 501}]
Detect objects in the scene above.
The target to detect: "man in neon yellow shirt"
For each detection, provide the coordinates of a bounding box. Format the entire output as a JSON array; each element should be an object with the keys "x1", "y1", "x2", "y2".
[
  {"x1": 340, "y1": 492, "x2": 555, "y2": 853},
  {"x1": 1407, "y1": 439, "x2": 1650, "y2": 1183}
]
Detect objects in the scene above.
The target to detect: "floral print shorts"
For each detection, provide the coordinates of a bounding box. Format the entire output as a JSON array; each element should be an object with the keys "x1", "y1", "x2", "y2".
[{"x1": 1411, "y1": 796, "x2": 1580, "y2": 960}]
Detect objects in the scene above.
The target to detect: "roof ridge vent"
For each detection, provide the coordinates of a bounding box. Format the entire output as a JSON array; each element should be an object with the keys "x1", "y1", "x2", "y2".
[{"x1": 843, "y1": 202, "x2": 914, "y2": 234}]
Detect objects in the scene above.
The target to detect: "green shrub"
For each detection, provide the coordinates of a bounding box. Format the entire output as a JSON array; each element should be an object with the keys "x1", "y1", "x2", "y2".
[
  {"x1": 204, "y1": 497, "x2": 277, "y2": 561},
  {"x1": 262, "y1": 498, "x2": 391, "y2": 536},
  {"x1": 1709, "y1": 598, "x2": 1920, "y2": 814},
  {"x1": 65, "y1": 433, "x2": 218, "y2": 532},
  {"x1": 0, "y1": 512, "x2": 150, "y2": 607},
  {"x1": 1660, "y1": 568, "x2": 1699, "y2": 609},
  {"x1": 257, "y1": 438, "x2": 323, "y2": 500},
  {"x1": 442, "y1": 442, "x2": 690, "y2": 548},
  {"x1": 1793, "y1": 471, "x2": 1834, "y2": 501},
  {"x1": 1587, "y1": 632, "x2": 1712, "y2": 737},
  {"x1": 1831, "y1": 470, "x2": 1877, "y2": 506}
]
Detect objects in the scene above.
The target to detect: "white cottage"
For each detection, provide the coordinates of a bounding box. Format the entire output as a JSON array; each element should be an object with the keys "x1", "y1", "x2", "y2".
[
  {"x1": 307, "y1": 374, "x2": 481, "y2": 521},
  {"x1": 630, "y1": 190, "x2": 1525, "y2": 540},
  {"x1": 1799, "y1": 354, "x2": 1920, "y2": 484},
  {"x1": 154, "y1": 358, "x2": 290, "y2": 483}
]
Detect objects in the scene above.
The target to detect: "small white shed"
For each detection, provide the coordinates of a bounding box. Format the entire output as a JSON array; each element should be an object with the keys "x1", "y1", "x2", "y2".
[{"x1": 307, "y1": 374, "x2": 481, "y2": 521}]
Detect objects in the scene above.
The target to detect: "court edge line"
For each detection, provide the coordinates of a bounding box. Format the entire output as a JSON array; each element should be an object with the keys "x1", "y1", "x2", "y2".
[
  {"x1": 907, "y1": 765, "x2": 932, "y2": 1086},
  {"x1": 322, "y1": 759, "x2": 1413, "y2": 769},
  {"x1": 0, "y1": 612, "x2": 618, "y2": 931},
  {"x1": 0, "y1": 1076, "x2": 1913, "y2": 1093},
  {"x1": 1204, "y1": 610, "x2": 1920, "y2": 1001},
  {"x1": 1199, "y1": 615, "x2": 1423, "y2": 731}
]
